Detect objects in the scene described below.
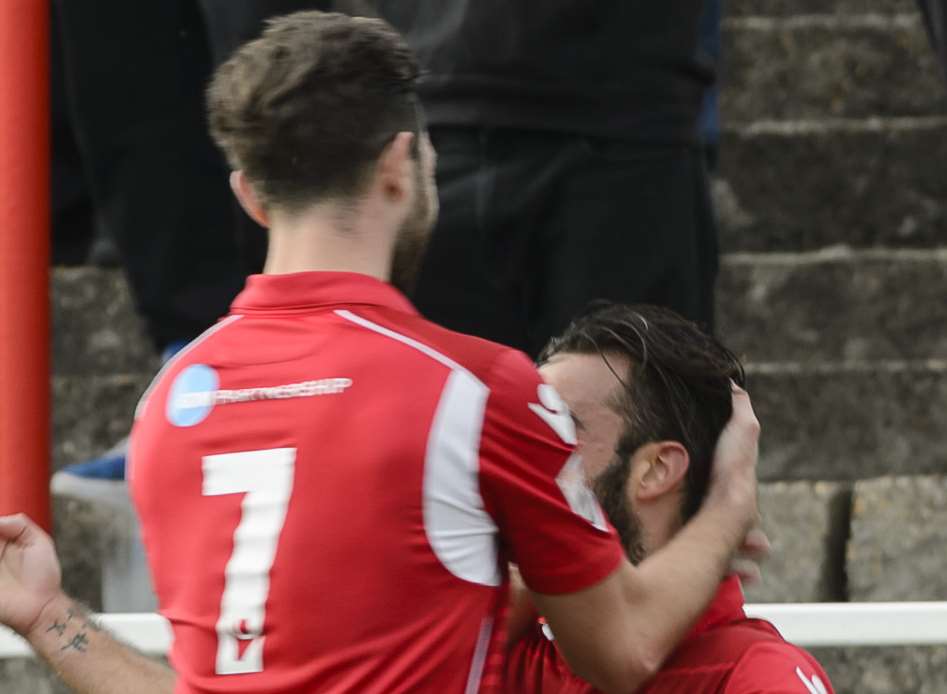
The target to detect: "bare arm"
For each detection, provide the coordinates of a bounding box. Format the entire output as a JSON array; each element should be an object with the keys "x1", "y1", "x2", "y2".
[
  {"x1": 0, "y1": 515, "x2": 175, "y2": 694},
  {"x1": 531, "y1": 387, "x2": 762, "y2": 694}
]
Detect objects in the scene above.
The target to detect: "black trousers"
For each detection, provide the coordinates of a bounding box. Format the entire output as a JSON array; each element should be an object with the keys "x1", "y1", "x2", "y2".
[
  {"x1": 413, "y1": 128, "x2": 719, "y2": 358},
  {"x1": 918, "y1": 0, "x2": 947, "y2": 81},
  {"x1": 54, "y1": 0, "x2": 244, "y2": 351},
  {"x1": 53, "y1": 0, "x2": 349, "y2": 349}
]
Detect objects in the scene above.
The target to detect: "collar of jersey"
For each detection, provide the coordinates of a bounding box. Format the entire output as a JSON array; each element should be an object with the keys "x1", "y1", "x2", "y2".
[
  {"x1": 685, "y1": 575, "x2": 746, "y2": 640},
  {"x1": 231, "y1": 271, "x2": 419, "y2": 315}
]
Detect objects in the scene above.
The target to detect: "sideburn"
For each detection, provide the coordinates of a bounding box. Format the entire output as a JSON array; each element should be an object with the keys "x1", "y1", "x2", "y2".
[{"x1": 592, "y1": 455, "x2": 647, "y2": 565}]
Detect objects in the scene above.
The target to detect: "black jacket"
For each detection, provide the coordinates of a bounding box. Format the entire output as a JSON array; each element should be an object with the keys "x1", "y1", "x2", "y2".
[{"x1": 379, "y1": 0, "x2": 714, "y2": 142}]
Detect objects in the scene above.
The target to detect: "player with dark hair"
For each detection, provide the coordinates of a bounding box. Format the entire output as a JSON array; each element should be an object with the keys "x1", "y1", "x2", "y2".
[
  {"x1": 505, "y1": 304, "x2": 832, "y2": 693},
  {"x1": 0, "y1": 12, "x2": 763, "y2": 694}
]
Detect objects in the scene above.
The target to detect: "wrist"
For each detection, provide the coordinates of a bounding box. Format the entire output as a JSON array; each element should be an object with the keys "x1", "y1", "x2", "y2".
[
  {"x1": 698, "y1": 488, "x2": 754, "y2": 544},
  {"x1": 25, "y1": 591, "x2": 73, "y2": 644}
]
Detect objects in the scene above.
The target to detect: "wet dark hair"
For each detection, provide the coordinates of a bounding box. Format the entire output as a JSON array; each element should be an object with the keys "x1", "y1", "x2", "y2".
[
  {"x1": 207, "y1": 10, "x2": 421, "y2": 211},
  {"x1": 540, "y1": 303, "x2": 746, "y2": 521}
]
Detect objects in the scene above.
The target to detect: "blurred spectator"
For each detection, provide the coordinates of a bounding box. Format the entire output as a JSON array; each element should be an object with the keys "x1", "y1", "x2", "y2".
[
  {"x1": 918, "y1": 0, "x2": 947, "y2": 82},
  {"x1": 699, "y1": 0, "x2": 723, "y2": 174},
  {"x1": 50, "y1": 8, "x2": 94, "y2": 268},
  {"x1": 53, "y1": 0, "x2": 244, "y2": 356},
  {"x1": 196, "y1": 0, "x2": 372, "y2": 271},
  {"x1": 381, "y1": 0, "x2": 720, "y2": 357}
]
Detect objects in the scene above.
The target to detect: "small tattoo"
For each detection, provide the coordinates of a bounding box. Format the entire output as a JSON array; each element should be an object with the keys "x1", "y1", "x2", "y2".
[
  {"x1": 46, "y1": 619, "x2": 68, "y2": 637},
  {"x1": 66, "y1": 605, "x2": 103, "y2": 631},
  {"x1": 60, "y1": 631, "x2": 90, "y2": 653}
]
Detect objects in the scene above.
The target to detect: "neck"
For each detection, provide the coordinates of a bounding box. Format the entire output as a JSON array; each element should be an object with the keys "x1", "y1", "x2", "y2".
[
  {"x1": 638, "y1": 499, "x2": 684, "y2": 557},
  {"x1": 262, "y1": 200, "x2": 395, "y2": 281}
]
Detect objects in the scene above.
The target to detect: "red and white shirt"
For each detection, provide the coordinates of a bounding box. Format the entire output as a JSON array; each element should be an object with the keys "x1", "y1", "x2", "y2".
[
  {"x1": 129, "y1": 272, "x2": 622, "y2": 694},
  {"x1": 505, "y1": 576, "x2": 835, "y2": 694}
]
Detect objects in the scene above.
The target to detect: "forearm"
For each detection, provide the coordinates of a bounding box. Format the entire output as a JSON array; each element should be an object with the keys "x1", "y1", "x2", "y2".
[
  {"x1": 618, "y1": 498, "x2": 748, "y2": 672},
  {"x1": 26, "y1": 593, "x2": 175, "y2": 694}
]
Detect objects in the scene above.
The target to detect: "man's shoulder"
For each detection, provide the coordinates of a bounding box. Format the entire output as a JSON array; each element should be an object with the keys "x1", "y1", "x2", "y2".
[
  {"x1": 725, "y1": 636, "x2": 834, "y2": 693},
  {"x1": 650, "y1": 619, "x2": 833, "y2": 693},
  {"x1": 357, "y1": 307, "x2": 536, "y2": 385}
]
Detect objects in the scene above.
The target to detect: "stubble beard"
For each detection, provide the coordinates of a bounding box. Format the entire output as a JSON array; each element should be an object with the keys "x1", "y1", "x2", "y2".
[
  {"x1": 592, "y1": 457, "x2": 648, "y2": 566},
  {"x1": 390, "y1": 168, "x2": 435, "y2": 296}
]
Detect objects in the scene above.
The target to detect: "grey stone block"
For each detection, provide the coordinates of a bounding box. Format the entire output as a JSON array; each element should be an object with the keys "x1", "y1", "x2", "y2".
[
  {"x1": 848, "y1": 475, "x2": 947, "y2": 601},
  {"x1": 749, "y1": 363, "x2": 947, "y2": 481},
  {"x1": 717, "y1": 119, "x2": 947, "y2": 251},
  {"x1": 52, "y1": 267, "x2": 156, "y2": 377},
  {"x1": 722, "y1": 15, "x2": 947, "y2": 121},
  {"x1": 0, "y1": 659, "x2": 70, "y2": 694},
  {"x1": 728, "y1": 0, "x2": 914, "y2": 16},
  {"x1": 54, "y1": 496, "x2": 105, "y2": 612},
  {"x1": 811, "y1": 646, "x2": 947, "y2": 694},
  {"x1": 744, "y1": 481, "x2": 850, "y2": 603},
  {"x1": 52, "y1": 372, "x2": 154, "y2": 472},
  {"x1": 717, "y1": 248, "x2": 947, "y2": 362}
]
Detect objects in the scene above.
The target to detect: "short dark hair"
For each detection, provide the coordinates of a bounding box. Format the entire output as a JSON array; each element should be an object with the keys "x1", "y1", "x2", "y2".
[
  {"x1": 207, "y1": 11, "x2": 421, "y2": 210},
  {"x1": 539, "y1": 303, "x2": 746, "y2": 521}
]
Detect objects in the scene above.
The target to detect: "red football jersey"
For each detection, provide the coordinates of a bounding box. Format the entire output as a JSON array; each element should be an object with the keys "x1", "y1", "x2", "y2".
[
  {"x1": 129, "y1": 272, "x2": 622, "y2": 694},
  {"x1": 505, "y1": 577, "x2": 835, "y2": 694}
]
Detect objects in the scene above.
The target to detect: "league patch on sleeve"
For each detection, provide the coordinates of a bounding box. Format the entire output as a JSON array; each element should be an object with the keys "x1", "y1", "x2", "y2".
[{"x1": 167, "y1": 364, "x2": 219, "y2": 427}]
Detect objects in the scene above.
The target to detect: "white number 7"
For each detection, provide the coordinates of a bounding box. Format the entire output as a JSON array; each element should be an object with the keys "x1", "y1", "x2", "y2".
[{"x1": 202, "y1": 447, "x2": 296, "y2": 675}]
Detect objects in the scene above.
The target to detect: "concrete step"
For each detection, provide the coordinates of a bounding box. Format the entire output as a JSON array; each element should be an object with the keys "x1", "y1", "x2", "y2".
[
  {"x1": 811, "y1": 474, "x2": 947, "y2": 694},
  {"x1": 717, "y1": 117, "x2": 947, "y2": 251},
  {"x1": 729, "y1": 1, "x2": 914, "y2": 16},
  {"x1": 717, "y1": 248, "x2": 947, "y2": 362},
  {"x1": 750, "y1": 360, "x2": 947, "y2": 481},
  {"x1": 53, "y1": 267, "x2": 156, "y2": 377},
  {"x1": 52, "y1": 372, "x2": 153, "y2": 473},
  {"x1": 723, "y1": 14, "x2": 947, "y2": 121},
  {"x1": 56, "y1": 246, "x2": 947, "y2": 379},
  {"x1": 848, "y1": 475, "x2": 947, "y2": 601},
  {"x1": 51, "y1": 362, "x2": 947, "y2": 482},
  {"x1": 50, "y1": 268, "x2": 947, "y2": 483},
  {"x1": 811, "y1": 646, "x2": 947, "y2": 694},
  {"x1": 744, "y1": 481, "x2": 849, "y2": 604}
]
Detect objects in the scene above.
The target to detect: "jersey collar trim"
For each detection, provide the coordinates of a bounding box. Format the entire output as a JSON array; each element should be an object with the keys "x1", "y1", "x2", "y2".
[
  {"x1": 685, "y1": 575, "x2": 747, "y2": 640},
  {"x1": 231, "y1": 271, "x2": 418, "y2": 315}
]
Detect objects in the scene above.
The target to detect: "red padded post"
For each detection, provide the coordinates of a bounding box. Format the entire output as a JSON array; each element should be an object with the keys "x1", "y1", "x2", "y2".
[{"x1": 0, "y1": 1, "x2": 51, "y2": 529}]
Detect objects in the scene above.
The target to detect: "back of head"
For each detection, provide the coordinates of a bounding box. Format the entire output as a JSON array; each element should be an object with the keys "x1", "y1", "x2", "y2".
[
  {"x1": 540, "y1": 303, "x2": 745, "y2": 521},
  {"x1": 207, "y1": 10, "x2": 421, "y2": 212}
]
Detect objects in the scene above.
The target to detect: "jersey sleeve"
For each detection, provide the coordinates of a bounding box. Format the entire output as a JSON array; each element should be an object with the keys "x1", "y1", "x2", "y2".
[
  {"x1": 725, "y1": 642, "x2": 835, "y2": 694},
  {"x1": 478, "y1": 348, "x2": 624, "y2": 595}
]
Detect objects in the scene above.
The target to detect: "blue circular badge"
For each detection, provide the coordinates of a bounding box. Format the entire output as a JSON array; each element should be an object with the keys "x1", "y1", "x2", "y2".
[{"x1": 166, "y1": 364, "x2": 219, "y2": 427}]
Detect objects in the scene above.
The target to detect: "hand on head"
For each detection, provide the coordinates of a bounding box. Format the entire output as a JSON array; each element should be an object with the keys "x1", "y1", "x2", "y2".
[
  {"x1": 0, "y1": 514, "x2": 63, "y2": 636},
  {"x1": 707, "y1": 385, "x2": 769, "y2": 580}
]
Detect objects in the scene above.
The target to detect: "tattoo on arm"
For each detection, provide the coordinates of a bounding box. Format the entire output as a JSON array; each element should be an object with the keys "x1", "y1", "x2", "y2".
[{"x1": 46, "y1": 603, "x2": 105, "y2": 655}]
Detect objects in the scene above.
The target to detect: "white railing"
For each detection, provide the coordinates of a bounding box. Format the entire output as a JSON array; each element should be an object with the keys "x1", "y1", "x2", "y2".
[{"x1": 2, "y1": 603, "x2": 947, "y2": 659}]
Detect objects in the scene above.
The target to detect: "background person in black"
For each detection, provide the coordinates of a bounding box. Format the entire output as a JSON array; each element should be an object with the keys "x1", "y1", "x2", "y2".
[
  {"x1": 918, "y1": 0, "x2": 947, "y2": 81},
  {"x1": 53, "y1": 0, "x2": 245, "y2": 354},
  {"x1": 379, "y1": 0, "x2": 720, "y2": 357}
]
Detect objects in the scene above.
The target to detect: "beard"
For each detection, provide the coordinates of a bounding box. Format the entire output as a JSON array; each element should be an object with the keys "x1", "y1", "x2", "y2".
[
  {"x1": 592, "y1": 456, "x2": 647, "y2": 565},
  {"x1": 390, "y1": 166, "x2": 436, "y2": 295}
]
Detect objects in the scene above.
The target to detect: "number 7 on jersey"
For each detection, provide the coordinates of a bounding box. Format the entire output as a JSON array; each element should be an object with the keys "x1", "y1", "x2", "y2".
[{"x1": 202, "y1": 448, "x2": 296, "y2": 675}]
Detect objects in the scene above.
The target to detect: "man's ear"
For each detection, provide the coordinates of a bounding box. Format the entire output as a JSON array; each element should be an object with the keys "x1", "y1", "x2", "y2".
[
  {"x1": 375, "y1": 131, "x2": 415, "y2": 203},
  {"x1": 230, "y1": 170, "x2": 270, "y2": 228},
  {"x1": 635, "y1": 441, "x2": 689, "y2": 502}
]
